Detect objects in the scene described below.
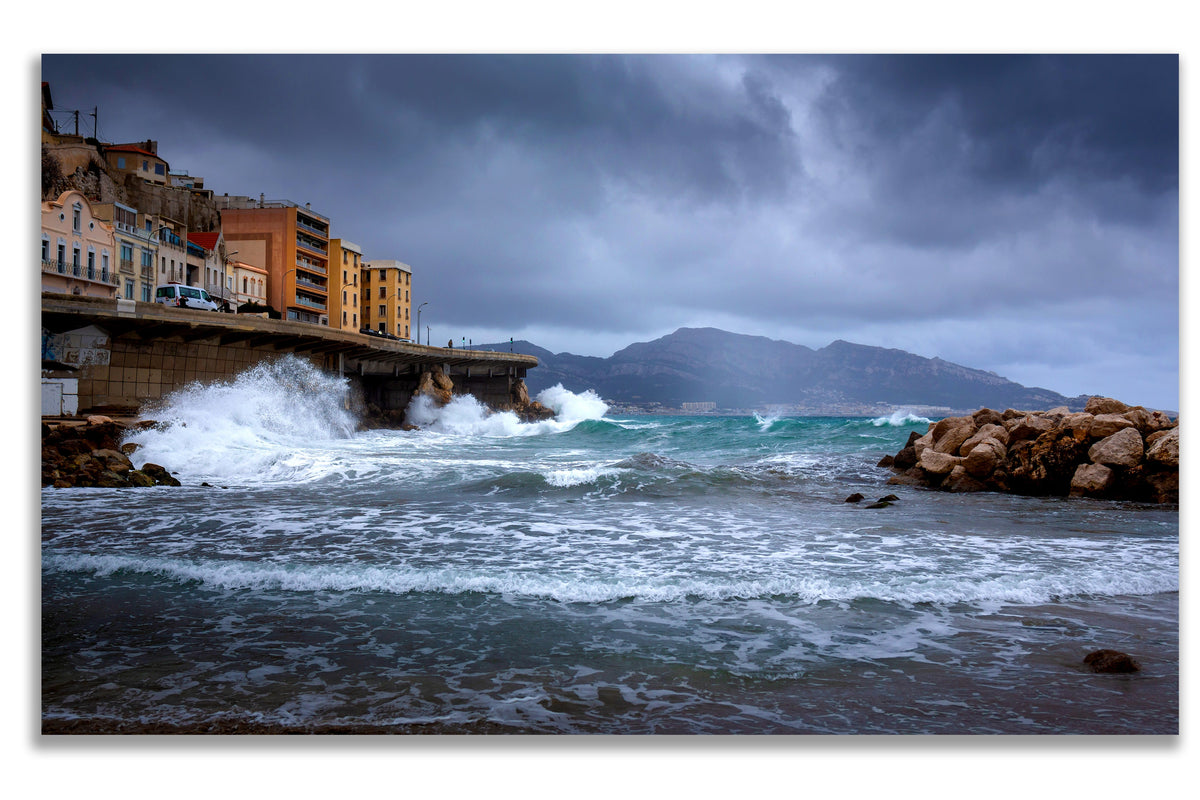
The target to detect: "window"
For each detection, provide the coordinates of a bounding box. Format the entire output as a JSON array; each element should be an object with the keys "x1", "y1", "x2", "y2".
[
  {"x1": 379, "y1": 287, "x2": 386, "y2": 299},
  {"x1": 117, "y1": 157, "x2": 126, "y2": 169},
  {"x1": 353, "y1": 313, "x2": 357, "y2": 327},
  {"x1": 42, "y1": 237, "x2": 49, "y2": 263},
  {"x1": 72, "y1": 246, "x2": 80, "y2": 269},
  {"x1": 57, "y1": 243, "x2": 66, "y2": 267},
  {"x1": 342, "y1": 290, "x2": 346, "y2": 302},
  {"x1": 72, "y1": 203, "x2": 81, "y2": 232},
  {"x1": 243, "y1": 277, "x2": 248, "y2": 293},
  {"x1": 102, "y1": 252, "x2": 110, "y2": 280},
  {"x1": 142, "y1": 284, "x2": 151, "y2": 302},
  {"x1": 142, "y1": 160, "x2": 149, "y2": 171},
  {"x1": 353, "y1": 293, "x2": 357, "y2": 305},
  {"x1": 378, "y1": 304, "x2": 385, "y2": 317},
  {"x1": 342, "y1": 311, "x2": 347, "y2": 324},
  {"x1": 378, "y1": 269, "x2": 386, "y2": 281},
  {"x1": 378, "y1": 322, "x2": 386, "y2": 333},
  {"x1": 155, "y1": 163, "x2": 165, "y2": 175},
  {"x1": 142, "y1": 249, "x2": 153, "y2": 268},
  {"x1": 125, "y1": 280, "x2": 134, "y2": 299}
]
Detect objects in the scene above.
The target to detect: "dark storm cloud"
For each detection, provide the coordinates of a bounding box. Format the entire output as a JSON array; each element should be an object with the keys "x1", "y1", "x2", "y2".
[{"x1": 38, "y1": 53, "x2": 1179, "y2": 408}]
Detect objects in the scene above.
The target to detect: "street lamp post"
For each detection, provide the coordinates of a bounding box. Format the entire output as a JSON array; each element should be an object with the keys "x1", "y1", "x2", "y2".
[{"x1": 417, "y1": 302, "x2": 427, "y2": 344}]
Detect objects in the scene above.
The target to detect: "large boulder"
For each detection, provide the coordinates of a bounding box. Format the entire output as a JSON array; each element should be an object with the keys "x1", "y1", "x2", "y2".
[
  {"x1": 1070, "y1": 463, "x2": 1115, "y2": 497},
  {"x1": 918, "y1": 449, "x2": 963, "y2": 475},
  {"x1": 1145, "y1": 427, "x2": 1179, "y2": 468},
  {"x1": 959, "y1": 423, "x2": 1009, "y2": 455},
  {"x1": 926, "y1": 417, "x2": 974, "y2": 453},
  {"x1": 963, "y1": 437, "x2": 1006, "y2": 478},
  {"x1": 1006, "y1": 414, "x2": 1055, "y2": 443},
  {"x1": 1085, "y1": 397, "x2": 1131, "y2": 415},
  {"x1": 1089, "y1": 414, "x2": 1136, "y2": 439},
  {"x1": 1088, "y1": 427, "x2": 1144, "y2": 468}
]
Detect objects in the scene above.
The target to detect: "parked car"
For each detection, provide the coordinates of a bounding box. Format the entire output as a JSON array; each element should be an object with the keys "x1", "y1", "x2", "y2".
[{"x1": 155, "y1": 283, "x2": 220, "y2": 311}]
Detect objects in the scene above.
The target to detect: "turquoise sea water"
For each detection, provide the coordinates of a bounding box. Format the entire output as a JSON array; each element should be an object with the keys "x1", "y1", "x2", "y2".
[{"x1": 41, "y1": 357, "x2": 1179, "y2": 733}]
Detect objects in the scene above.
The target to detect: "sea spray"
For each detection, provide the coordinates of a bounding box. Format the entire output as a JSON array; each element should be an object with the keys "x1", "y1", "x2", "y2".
[
  {"x1": 121, "y1": 355, "x2": 357, "y2": 480},
  {"x1": 405, "y1": 383, "x2": 609, "y2": 437},
  {"x1": 871, "y1": 410, "x2": 933, "y2": 427}
]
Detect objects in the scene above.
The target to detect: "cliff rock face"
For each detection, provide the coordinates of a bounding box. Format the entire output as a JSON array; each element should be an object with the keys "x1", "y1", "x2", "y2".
[{"x1": 882, "y1": 397, "x2": 1178, "y2": 503}]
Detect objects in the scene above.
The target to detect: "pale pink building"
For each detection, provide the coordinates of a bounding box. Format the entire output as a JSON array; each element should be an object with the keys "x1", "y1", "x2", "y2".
[{"x1": 41, "y1": 190, "x2": 119, "y2": 298}]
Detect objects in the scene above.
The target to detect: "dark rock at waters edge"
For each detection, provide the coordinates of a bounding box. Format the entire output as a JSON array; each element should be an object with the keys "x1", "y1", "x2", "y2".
[
  {"x1": 881, "y1": 397, "x2": 1178, "y2": 504},
  {"x1": 356, "y1": 369, "x2": 555, "y2": 431},
  {"x1": 1084, "y1": 649, "x2": 1141, "y2": 674},
  {"x1": 42, "y1": 415, "x2": 180, "y2": 488}
]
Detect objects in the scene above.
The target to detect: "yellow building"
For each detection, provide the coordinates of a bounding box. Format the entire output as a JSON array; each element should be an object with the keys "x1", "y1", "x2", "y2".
[
  {"x1": 91, "y1": 200, "x2": 157, "y2": 302},
  {"x1": 361, "y1": 259, "x2": 412, "y2": 339},
  {"x1": 219, "y1": 198, "x2": 331, "y2": 325},
  {"x1": 329, "y1": 239, "x2": 363, "y2": 332},
  {"x1": 41, "y1": 190, "x2": 119, "y2": 298},
  {"x1": 103, "y1": 141, "x2": 170, "y2": 187}
]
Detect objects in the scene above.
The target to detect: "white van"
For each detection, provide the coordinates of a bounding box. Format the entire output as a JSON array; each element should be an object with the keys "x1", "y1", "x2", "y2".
[{"x1": 155, "y1": 283, "x2": 220, "y2": 311}]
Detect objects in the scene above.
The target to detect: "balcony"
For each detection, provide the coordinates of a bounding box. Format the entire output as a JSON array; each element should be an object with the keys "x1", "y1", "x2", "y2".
[
  {"x1": 42, "y1": 259, "x2": 119, "y2": 287},
  {"x1": 295, "y1": 274, "x2": 327, "y2": 293},
  {"x1": 296, "y1": 216, "x2": 329, "y2": 238},
  {"x1": 295, "y1": 256, "x2": 327, "y2": 275},
  {"x1": 293, "y1": 292, "x2": 327, "y2": 311},
  {"x1": 119, "y1": 257, "x2": 135, "y2": 274},
  {"x1": 296, "y1": 234, "x2": 327, "y2": 255}
]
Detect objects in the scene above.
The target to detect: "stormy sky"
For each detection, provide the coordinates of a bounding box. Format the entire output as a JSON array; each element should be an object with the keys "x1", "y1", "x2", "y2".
[{"x1": 38, "y1": 52, "x2": 1180, "y2": 409}]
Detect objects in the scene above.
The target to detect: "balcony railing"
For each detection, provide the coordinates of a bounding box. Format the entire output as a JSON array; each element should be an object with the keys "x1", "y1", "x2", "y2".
[
  {"x1": 296, "y1": 217, "x2": 329, "y2": 237},
  {"x1": 295, "y1": 257, "x2": 327, "y2": 275},
  {"x1": 41, "y1": 259, "x2": 119, "y2": 286},
  {"x1": 293, "y1": 293, "x2": 327, "y2": 311},
  {"x1": 119, "y1": 257, "x2": 135, "y2": 273},
  {"x1": 295, "y1": 275, "x2": 327, "y2": 293},
  {"x1": 296, "y1": 235, "x2": 327, "y2": 255}
]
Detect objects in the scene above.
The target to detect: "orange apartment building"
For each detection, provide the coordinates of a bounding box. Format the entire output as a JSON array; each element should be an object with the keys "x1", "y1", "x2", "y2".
[{"x1": 217, "y1": 198, "x2": 331, "y2": 325}]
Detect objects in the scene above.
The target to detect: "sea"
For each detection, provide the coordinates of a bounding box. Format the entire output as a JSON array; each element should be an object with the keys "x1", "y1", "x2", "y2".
[{"x1": 40, "y1": 356, "x2": 1179, "y2": 735}]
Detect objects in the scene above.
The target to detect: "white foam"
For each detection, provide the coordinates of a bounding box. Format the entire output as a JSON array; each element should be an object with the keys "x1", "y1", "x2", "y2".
[
  {"x1": 405, "y1": 384, "x2": 608, "y2": 437},
  {"x1": 536, "y1": 384, "x2": 609, "y2": 421},
  {"x1": 871, "y1": 410, "x2": 933, "y2": 427},
  {"x1": 42, "y1": 549, "x2": 1179, "y2": 605},
  {"x1": 121, "y1": 355, "x2": 358, "y2": 482},
  {"x1": 544, "y1": 465, "x2": 626, "y2": 487}
]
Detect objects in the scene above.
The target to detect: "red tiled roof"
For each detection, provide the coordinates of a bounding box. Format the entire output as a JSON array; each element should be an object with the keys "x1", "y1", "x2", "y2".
[
  {"x1": 105, "y1": 144, "x2": 160, "y2": 159},
  {"x1": 187, "y1": 231, "x2": 220, "y2": 250}
]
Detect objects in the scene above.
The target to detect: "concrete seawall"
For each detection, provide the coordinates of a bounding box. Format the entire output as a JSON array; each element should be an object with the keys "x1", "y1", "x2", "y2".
[{"x1": 41, "y1": 293, "x2": 538, "y2": 418}]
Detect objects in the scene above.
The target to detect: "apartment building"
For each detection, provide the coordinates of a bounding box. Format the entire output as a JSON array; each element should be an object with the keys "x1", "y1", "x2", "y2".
[
  {"x1": 218, "y1": 197, "x2": 331, "y2": 325},
  {"x1": 41, "y1": 189, "x2": 119, "y2": 298},
  {"x1": 328, "y1": 239, "x2": 363, "y2": 332},
  {"x1": 361, "y1": 259, "x2": 412, "y2": 339},
  {"x1": 92, "y1": 200, "x2": 155, "y2": 302}
]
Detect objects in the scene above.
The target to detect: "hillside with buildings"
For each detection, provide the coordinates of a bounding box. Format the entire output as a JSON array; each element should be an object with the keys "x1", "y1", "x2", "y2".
[{"x1": 39, "y1": 81, "x2": 415, "y2": 340}]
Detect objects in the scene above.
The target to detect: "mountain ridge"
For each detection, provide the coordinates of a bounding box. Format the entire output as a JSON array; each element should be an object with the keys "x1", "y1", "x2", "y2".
[{"x1": 479, "y1": 327, "x2": 1092, "y2": 413}]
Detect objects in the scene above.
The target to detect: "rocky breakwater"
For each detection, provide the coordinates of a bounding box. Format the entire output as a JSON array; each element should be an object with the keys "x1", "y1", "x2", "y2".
[
  {"x1": 42, "y1": 415, "x2": 181, "y2": 488},
  {"x1": 881, "y1": 397, "x2": 1178, "y2": 503}
]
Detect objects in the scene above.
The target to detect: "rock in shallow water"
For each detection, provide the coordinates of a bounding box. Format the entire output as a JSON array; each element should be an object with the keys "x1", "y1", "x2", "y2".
[{"x1": 1083, "y1": 649, "x2": 1141, "y2": 673}]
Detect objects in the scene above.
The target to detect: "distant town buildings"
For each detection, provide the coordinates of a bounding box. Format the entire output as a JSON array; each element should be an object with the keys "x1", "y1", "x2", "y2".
[{"x1": 39, "y1": 81, "x2": 421, "y2": 339}]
